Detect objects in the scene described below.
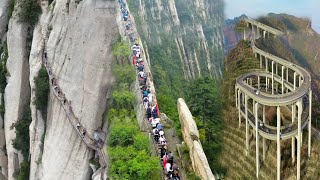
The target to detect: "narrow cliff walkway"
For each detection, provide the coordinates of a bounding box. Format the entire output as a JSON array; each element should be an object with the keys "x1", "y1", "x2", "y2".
[
  {"x1": 40, "y1": 28, "x2": 107, "y2": 176},
  {"x1": 38, "y1": 2, "x2": 107, "y2": 178},
  {"x1": 118, "y1": 1, "x2": 185, "y2": 179}
]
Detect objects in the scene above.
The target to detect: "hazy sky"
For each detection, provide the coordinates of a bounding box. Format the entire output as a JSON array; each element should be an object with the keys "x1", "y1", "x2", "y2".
[{"x1": 224, "y1": 0, "x2": 320, "y2": 33}]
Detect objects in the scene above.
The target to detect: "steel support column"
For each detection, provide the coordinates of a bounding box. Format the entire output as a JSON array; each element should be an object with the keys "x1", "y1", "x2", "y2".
[
  {"x1": 245, "y1": 95, "x2": 249, "y2": 155},
  {"x1": 238, "y1": 89, "x2": 241, "y2": 128},
  {"x1": 265, "y1": 57, "x2": 268, "y2": 72},
  {"x1": 294, "y1": 72, "x2": 297, "y2": 90},
  {"x1": 281, "y1": 66, "x2": 284, "y2": 94},
  {"x1": 308, "y1": 89, "x2": 312, "y2": 157},
  {"x1": 263, "y1": 105, "x2": 266, "y2": 161},
  {"x1": 277, "y1": 106, "x2": 281, "y2": 180},
  {"x1": 297, "y1": 100, "x2": 302, "y2": 180},
  {"x1": 255, "y1": 102, "x2": 259, "y2": 178},
  {"x1": 272, "y1": 61, "x2": 274, "y2": 94},
  {"x1": 292, "y1": 104, "x2": 296, "y2": 163}
]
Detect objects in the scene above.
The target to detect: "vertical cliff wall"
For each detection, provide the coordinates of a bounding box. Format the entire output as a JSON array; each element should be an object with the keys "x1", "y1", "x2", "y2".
[
  {"x1": 5, "y1": 8, "x2": 31, "y2": 179},
  {"x1": 127, "y1": 0, "x2": 225, "y2": 80},
  {"x1": 0, "y1": 0, "x2": 117, "y2": 179},
  {"x1": 31, "y1": 0, "x2": 116, "y2": 179}
]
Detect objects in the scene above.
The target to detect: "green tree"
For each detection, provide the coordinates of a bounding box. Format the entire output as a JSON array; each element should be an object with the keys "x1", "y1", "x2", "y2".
[
  {"x1": 110, "y1": 123, "x2": 137, "y2": 146},
  {"x1": 16, "y1": 160, "x2": 30, "y2": 180},
  {"x1": 34, "y1": 66, "x2": 49, "y2": 115},
  {"x1": 0, "y1": 43, "x2": 8, "y2": 93},
  {"x1": 17, "y1": 0, "x2": 42, "y2": 27},
  {"x1": 112, "y1": 40, "x2": 131, "y2": 64},
  {"x1": 12, "y1": 107, "x2": 32, "y2": 159},
  {"x1": 107, "y1": 36, "x2": 161, "y2": 179},
  {"x1": 8, "y1": 0, "x2": 15, "y2": 19},
  {"x1": 186, "y1": 77, "x2": 225, "y2": 173}
]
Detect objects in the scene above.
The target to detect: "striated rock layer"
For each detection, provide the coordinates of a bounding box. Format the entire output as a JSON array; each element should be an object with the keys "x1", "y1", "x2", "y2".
[
  {"x1": 177, "y1": 98, "x2": 214, "y2": 180},
  {"x1": 1, "y1": 0, "x2": 117, "y2": 179},
  {"x1": 128, "y1": 0, "x2": 225, "y2": 79},
  {"x1": 0, "y1": 0, "x2": 8, "y2": 41},
  {"x1": 5, "y1": 9, "x2": 31, "y2": 179}
]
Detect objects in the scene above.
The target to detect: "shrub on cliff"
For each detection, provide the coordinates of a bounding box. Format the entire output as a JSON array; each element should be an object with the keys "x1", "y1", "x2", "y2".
[
  {"x1": 0, "y1": 44, "x2": 8, "y2": 93},
  {"x1": 8, "y1": 0, "x2": 15, "y2": 19},
  {"x1": 112, "y1": 40, "x2": 131, "y2": 64},
  {"x1": 17, "y1": 0, "x2": 42, "y2": 26},
  {"x1": 186, "y1": 77, "x2": 225, "y2": 173},
  {"x1": 15, "y1": 160, "x2": 30, "y2": 180},
  {"x1": 34, "y1": 66, "x2": 49, "y2": 114},
  {"x1": 12, "y1": 107, "x2": 32, "y2": 159},
  {"x1": 108, "y1": 118, "x2": 160, "y2": 179}
]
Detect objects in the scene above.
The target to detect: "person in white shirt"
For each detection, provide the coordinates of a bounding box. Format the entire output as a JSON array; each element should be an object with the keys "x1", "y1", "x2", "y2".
[
  {"x1": 148, "y1": 93, "x2": 153, "y2": 103},
  {"x1": 154, "y1": 117, "x2": 160, "y2": 125},
  {"x1": 138, "y1": 71, "x2": 144, "y2": 78},
  {"x1": 151, "y1": 118, "x2": 157, "y2": 128},
  {"x1": 166, "y1": 163, "x2": 172, "y2": 173},
  {"x1": 159, "y1": 136, "x2": 166, "y2": 145},
  {"x1": 159, "y1": 129, "x2": 164, "y2": 137}
]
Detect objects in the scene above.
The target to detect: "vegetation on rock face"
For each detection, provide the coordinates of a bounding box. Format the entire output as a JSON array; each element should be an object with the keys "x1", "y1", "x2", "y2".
[
  {"x1": 8, "y1": 0, "x2": 16, "y2": 19},
  {"x1": 17, "y1": 0, "x2": 42, "y2": 27},
  {"x1": 34, "y1": 66, "x2": 49, "y2": 115},
  {"x1": 127, "y1": 0, "x2": 225, "y2": 133},
  {"x1": 0, "y1": 43, "x2": 9, "y2": 118},
  {"x1": 14, "y1": 160, "x2": 30, "y2": 180},
  {"x1": 112, "y1": 40, "x2": 132, "y2": 64},
  {"x1": 0, "y1": 43, "x2": 8, "y2": 93},
  {"x1": 11, "y1": 107, "x2": 32, "y2": 180},
  {"x1": 11, "y1": 107, "x2": 32, "y2": 159},
  {"x1": 186, "y1": 77, "x2": 225, "y2": 173},
  {"x1": 107, "y1": 39, "x2": 161, "y2": 179}
]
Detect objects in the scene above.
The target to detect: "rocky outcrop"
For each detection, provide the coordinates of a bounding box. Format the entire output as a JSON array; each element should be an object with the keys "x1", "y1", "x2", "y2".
[
  {"x1": 30, "y1": 0, "x2": 116, "y2": 179},
  {"x1": 177, "y1": 98, "x2": 214, "y2": 180},
  {"x1": 223, "y1": 14, "x2": 247, "y2": 54},
  {"x1": 5, "y1": 8, "x2": 31, "y2": 179}
]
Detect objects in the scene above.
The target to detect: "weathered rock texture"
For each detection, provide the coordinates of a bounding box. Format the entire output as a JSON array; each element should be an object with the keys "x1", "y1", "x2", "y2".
[
  {"x1": 177, "y1": 98, "x2": 214, "y2": 180},
  {"x1": 0, "y1": 0, "x2": 8, "y2": 41},
  {"x1": 5, "y1": 8, "x2": 31, "y2": 179},
  {"x1": 127, "y1": 0, "x2": 225, "y2": 79},
  {"x1": 33, "y1": 0, "x2": 116, "y2": 179},
  {"x1": 1, "y1": 0, "x2": 117, "y2": 179}
]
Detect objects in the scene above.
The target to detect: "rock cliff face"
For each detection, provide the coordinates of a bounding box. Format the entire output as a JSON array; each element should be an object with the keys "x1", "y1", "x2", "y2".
[
  {"x1": 128, "y1": 0, "x2": 225, "y2": 79},
  {"x1": 0, "y1": 0, "x2": 8, "y2": 41},
  {"x1": 5, "y1": 10, "x2": 30, "y2": 179},
  {"x1": 177, "y1": 98, "x2": 214, "y2": 180},
  {"x1": 0, "y1": 0, "x2": 117, "y2": 179},
  {"x1": 223, "y1": 14, "x2": 247, "y2": 54}
]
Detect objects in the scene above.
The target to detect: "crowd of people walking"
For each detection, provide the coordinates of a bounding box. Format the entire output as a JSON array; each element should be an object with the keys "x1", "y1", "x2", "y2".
[{"x1": 118, "y1": 1, "x2": 180, "y2": 179}]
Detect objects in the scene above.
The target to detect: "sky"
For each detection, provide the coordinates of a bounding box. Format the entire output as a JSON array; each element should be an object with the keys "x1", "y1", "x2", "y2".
[{"x1": 224, "y1": 0, "x2": 320, "y2": 33}]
